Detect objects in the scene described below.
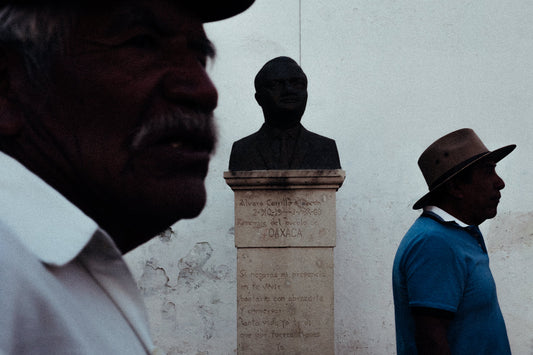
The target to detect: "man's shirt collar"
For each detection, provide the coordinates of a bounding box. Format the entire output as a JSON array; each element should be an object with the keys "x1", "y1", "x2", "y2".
[
  {"x1": 0, "y1": 151, "x2": 99, "y2": 266},
  {"x1": 423, "y1": 205, "x2": 469, "y2": 228}
]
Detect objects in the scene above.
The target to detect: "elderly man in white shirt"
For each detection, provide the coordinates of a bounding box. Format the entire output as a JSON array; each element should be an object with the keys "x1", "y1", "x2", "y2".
[{"x1": 0, "y1": 0, "x2": 254, "y2": 353}]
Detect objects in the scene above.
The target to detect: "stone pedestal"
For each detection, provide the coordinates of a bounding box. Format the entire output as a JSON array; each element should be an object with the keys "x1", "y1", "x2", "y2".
[{"x1": 224, "y1": 170, "x2": 345, "y2": 355}]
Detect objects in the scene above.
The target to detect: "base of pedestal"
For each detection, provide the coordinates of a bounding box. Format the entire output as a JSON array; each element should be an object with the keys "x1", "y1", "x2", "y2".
[{"x1": 237, "y1": 248, "x2": 334, "y2": 355}]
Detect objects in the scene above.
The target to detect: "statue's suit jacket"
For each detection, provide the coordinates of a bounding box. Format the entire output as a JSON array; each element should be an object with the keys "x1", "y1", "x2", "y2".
[{"x1": 229, "y1": 124, "x2": 341, "y2": 170}]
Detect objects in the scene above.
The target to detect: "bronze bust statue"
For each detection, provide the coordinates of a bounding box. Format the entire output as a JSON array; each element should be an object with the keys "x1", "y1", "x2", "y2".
[{"x1": 228, "y1": 56, "x2": 341, "y2": 170}]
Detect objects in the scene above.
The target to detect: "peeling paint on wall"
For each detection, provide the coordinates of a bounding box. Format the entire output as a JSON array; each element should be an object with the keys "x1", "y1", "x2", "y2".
[
  {"x1": 127, "y1": 228, "x2": 238, "y2": 354},
  {"x1": 138, "y1": 260, "x2": 171, "y2": 296}
]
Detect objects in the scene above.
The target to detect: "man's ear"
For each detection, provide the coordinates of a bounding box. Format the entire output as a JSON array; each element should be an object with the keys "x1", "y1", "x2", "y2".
[
  {"x1": 446, "y1": 179, "x2": 464, "y2": 200},
  {"x1": 0, "y1": 46, "x2": 24, "y2": 136}
]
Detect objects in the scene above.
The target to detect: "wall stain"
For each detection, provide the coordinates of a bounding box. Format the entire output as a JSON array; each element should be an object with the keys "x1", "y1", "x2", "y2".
[
  {"x1": 177, "y1": 242, "x2": 215, "y2": 290},
  {"x1": 161, "y1": 301, "x2": 176, "y2": 321},
  {"x1": 138, "y1": 241, "x2": 236, "y2": 354},
  {"x1": 138, "y1": 259, "x2": 171, "y2": 296},
  {"x1": 158, "y1": 227, "x2": 174, "y2": 243}
]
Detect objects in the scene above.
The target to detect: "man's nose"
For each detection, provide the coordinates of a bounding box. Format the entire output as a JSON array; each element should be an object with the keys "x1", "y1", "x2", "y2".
[
  {"x1": 161, "y1": 64, "x2": 218, "y2": 112},
  {"x1": 495, "y1": 173, "x2": 505, "y2": 190},
  {"x1": 160, "y1": 34, "x2": 218, "y2": 112},
  {"x1": 284, "y1": 81, "x2": 298, "y2": 93}
]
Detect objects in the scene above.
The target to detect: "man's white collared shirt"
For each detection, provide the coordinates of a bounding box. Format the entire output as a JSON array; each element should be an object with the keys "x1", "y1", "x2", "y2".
[
  {"x1": 0, "y1": 152, "x2": 154, "y2": 354},
  {"x1": 423, "y1": 205, "x2": 469, "y2": 227}
]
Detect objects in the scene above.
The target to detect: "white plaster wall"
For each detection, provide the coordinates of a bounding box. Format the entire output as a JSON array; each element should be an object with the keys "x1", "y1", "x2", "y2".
[{"x1": 125, "y1": 1, "x2": 533, "y2": 354}]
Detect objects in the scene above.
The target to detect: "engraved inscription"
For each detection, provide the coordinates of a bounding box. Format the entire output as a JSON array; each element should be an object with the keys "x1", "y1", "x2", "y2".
[
  {"x1": 237, "y1": 248, "x2": 334, "y2": 354},
  {"x1": 234, "y1": 190, "x2": 336, "y2": 247}
]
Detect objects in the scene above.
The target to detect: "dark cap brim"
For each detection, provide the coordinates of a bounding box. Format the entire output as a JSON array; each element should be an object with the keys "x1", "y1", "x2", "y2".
[
  {"x1": 185, "y1": 0, "x2": 254, "y2": 22},
  {"x1": 412, "y1": 144, "x2": 516, "y2": 210},
  {"x1": 0, "y1": 0, "x2": 255, "y2": 23}
]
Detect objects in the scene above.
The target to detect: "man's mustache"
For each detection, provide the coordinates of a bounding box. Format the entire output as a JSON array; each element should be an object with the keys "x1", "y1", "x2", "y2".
[{"x1": 130, "y1": 108, "x2": 217, "y2": 154}]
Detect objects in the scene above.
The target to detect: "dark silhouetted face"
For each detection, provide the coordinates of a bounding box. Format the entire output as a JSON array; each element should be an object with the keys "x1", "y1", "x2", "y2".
[
  {"x1": 457, "y1": 160, "x2": 505, "y2": 225},
  {"x1": 10, "y1": 0, "x2": 219, "y2": 250},
  {"x1": 255, "y1": 59, "x2": 308, "y2": 128}
]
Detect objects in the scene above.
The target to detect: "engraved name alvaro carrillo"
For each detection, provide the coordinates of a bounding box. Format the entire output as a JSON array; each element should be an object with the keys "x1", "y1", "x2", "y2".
[{"x1": 236, "y1": 197, "x2": 322, "y2": 240}]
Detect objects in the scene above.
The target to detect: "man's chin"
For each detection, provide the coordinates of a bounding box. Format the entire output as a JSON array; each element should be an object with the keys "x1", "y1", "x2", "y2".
[
  {"x1": 481, "y1": 207, "x2": 498, "y2": 223},
  {"x1": 160, "y1": 182, "x2": 207, "y2": 219},
  {"x1": 120, "y1": 192, "x2": 207, "y2": 249},
  {"x1": 177, "y1": 196, "x2": 207, "y2": 220},
  {"x1": 132, "y1": 167, "x2": 208, "y2": 210},
  {"x1": 96, "y1": 172, "x2": 209, "y2": 247}
]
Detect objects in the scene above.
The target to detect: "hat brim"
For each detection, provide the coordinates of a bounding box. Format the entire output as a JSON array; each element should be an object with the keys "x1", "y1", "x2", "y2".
[
  {"x1": 412, "y1": 144, "x2": 516, "y2": 210},
  {"x1": 2, "y1": 0, "x2": 255, "y2": 23},
  {"x1": 187, "y1": 0, "x2": 254, "y2": 22}
]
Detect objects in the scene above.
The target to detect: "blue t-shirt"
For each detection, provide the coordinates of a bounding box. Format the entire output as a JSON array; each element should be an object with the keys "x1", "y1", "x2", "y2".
[{"x1": 392, "y1": 213, "x2": 511, "y2": 355}]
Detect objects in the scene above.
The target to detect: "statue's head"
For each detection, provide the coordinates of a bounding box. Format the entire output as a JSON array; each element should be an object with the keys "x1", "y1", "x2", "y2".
[{"x1": 254, "y1": 56, "x2": 307, "y2": 129}]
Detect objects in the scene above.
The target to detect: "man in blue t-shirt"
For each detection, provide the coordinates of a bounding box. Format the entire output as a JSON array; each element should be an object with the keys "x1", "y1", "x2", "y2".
[{"x1": 393, "y1": 128, "x2": 515, "y2": 355}]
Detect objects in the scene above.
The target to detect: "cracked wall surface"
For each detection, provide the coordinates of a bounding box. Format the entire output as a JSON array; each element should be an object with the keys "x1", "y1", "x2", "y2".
[
  {"x1": 126, "y1": 0, "x2": 533, "y2": 354},
  {"x1": 127, "y1": 227, "x2": 238, "y2": 354}
]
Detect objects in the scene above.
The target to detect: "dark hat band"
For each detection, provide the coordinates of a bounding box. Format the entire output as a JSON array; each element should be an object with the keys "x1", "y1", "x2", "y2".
[{"x1": 428, "y1": 152, "x2": 488, "y2": 190}]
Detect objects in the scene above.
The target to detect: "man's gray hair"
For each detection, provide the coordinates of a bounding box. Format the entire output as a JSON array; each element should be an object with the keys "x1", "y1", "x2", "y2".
[{"x1": 0, "y1": 5, "x2": 71, "y2": 81}]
